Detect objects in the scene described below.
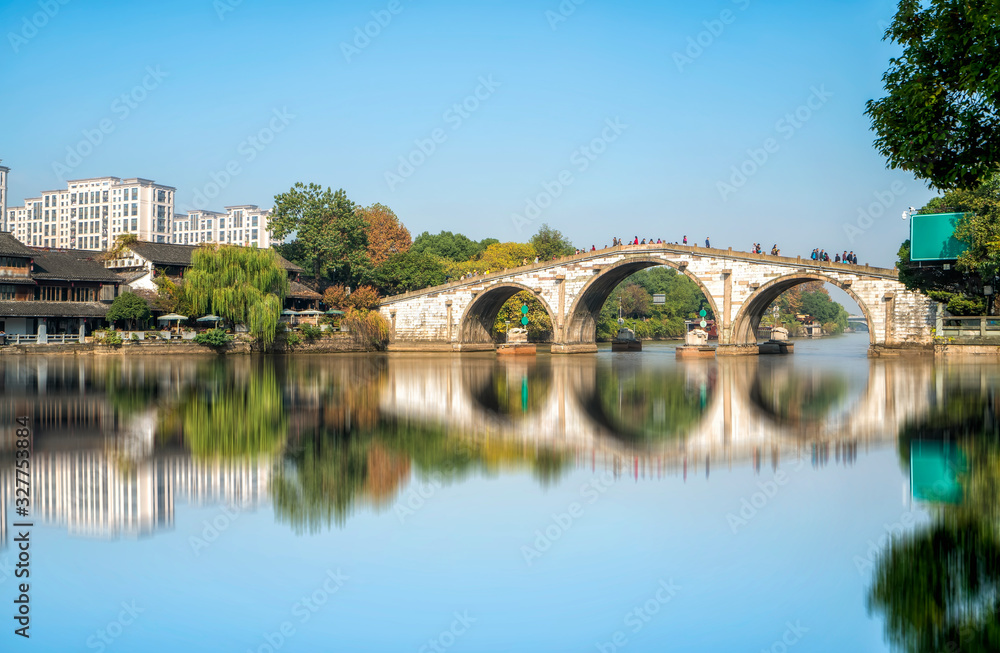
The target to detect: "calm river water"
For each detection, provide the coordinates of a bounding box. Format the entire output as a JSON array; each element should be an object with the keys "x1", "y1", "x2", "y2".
[{"x1": 1, "y1": 333, "x2": 997, "y2": 652}]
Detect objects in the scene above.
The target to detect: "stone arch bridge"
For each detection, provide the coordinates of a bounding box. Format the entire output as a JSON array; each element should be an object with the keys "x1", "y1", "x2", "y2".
[{"x1": 379, "y1": 243, "x2": 936, "y2": 355}]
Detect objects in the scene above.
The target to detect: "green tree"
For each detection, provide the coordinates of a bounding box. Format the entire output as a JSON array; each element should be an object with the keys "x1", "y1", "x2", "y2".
[
  {"x1": 269, "y1": 183, "x2": 370, "y2": 284},
  {"x1": 105, "y1": 292, "x2": 150, "y2": 330},
  {"x1": 493, "y1": 291, "x2": 553, "y2": 340},
  {"x1": 866, "y1": 0, "x2": 1000, "y2": 189},
  {"x1": 375, "y1": 250, "x2": 448, "y2": 295},
  {"x1": 183, "y1": 245, "x2": 290, "y2": 346},
  {"x1": 530, "y1": 223, "x2": 575, "y2": 260},
  {"x1": 452, "y1": 242, "x2": 537, "y2": 276},
  {"x1": 410, "y1": 231, "x2": 495, "y2": 262}
]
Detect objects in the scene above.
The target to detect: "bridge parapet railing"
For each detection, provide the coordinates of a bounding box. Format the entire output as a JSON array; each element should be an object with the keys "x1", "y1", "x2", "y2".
[{"x1": 936, "y1": 314, "x2": 1000, "y2": 339}]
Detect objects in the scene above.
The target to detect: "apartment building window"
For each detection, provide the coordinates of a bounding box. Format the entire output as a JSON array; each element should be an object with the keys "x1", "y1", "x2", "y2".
[
  {"x1": 131, "y1": 188, "x2": 138, "y2": 200},
  {"x1": 252, "y1": 216, "x2": 258, "y2": 227},
  {"x1": 131, "y1": 218, "x2": 137, "y2": 231},
  {"x1": 131, "y1": 203, "x2": 137, "y2": 216},
  {"x1": 44, "y1": 196, "x2": 49, "y2": 207},
  {"x1": 219, "y1": 218, "x2": 225, "y2": 229},
  {"x1": 252, "y1": 229, "x2": 258, "y2": 241},
  {"x1": 103, "y1": 191, "x2": 109, "y2": 202},
  {"x1": 0, "y1": 285, "x2": 15, "y2": 300},
  {"x1": 157, "y1": 190, "x2": 166, "y2": 202}
]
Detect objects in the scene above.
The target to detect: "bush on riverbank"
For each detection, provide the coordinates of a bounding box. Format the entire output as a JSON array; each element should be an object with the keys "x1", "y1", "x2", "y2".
[
  {"x1": 194, "y1": 329, "x2": 233, "y2": 348},
  {"x1": 343, "y1": 309, "x2": 390, "y2": 350}
]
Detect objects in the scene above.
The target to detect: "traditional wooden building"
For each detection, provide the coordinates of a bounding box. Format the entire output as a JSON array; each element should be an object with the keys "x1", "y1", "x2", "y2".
[
  {"x1": 105, "y1": 241, "x2": 320, "y2": 310},
  {"x1": 0, "y1": 232, "x2": 121, "y2": 339}
]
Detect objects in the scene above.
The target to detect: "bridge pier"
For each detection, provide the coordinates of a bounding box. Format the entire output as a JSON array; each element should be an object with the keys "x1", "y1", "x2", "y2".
[
  {"x1": 550, "y1": 343, "x2": 599, "y2": 355},
  {"x1": 715, "y1": 344, "x2": 760, "y2": 356}
]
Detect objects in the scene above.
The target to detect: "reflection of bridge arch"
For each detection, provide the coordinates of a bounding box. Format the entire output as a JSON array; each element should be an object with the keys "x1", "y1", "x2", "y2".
[
  {"x1": 379, "y1": 355, "x2": 932, "y2": 465},
  {"x1": 730, "y1": 272, "x2": 876, "y2": 346},
  {"x1": 562, "y1": 257, "x2": 721, "y2": 344},
  {"x1": 466, "y1": 359, "x2": 554, "y2": 420},
  {"x1": 458, "y1": 282, "x2": 557, "y2": 345}
]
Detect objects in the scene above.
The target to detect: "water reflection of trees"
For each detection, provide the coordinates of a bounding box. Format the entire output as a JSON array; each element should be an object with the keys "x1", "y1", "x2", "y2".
[
  {"x1": 272, "y1": 356, "x2": 568, "y2": 532},
  {"x1": 173, "y1": 359, "x2": 288, "y2": 458},
  {"x1": 587, "y1": 363, "x2": 713, "y2": 442},
  {"x1": 867, "y1": 377, "x2": 1000, "y2": 652},
  {"x1": 750, "y1": 365, "x2": 849, "y2": 426}
]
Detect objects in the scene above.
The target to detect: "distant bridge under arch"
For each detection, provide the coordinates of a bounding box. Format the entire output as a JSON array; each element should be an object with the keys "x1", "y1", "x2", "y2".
[{"x1": 379, "y1": 243, "x2": 936, "y2": 355}]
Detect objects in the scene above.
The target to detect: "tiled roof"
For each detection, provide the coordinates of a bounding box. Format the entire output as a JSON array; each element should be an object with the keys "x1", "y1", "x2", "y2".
[
  {"x1": 30, "y1": 250, "x2": 123, "y2": 282},
  {"x1": 288, "y1": 281, "x2": 322, "y2": 299},
  {"x1": 126, "y1": 241, "x2": 304, "y2": 273},
  {"x1": 0, "y1": 232, "x2": 34, "y2": 257},
  {"x1": 0, "y1": 301, "x2": 109, "y2": 318}
]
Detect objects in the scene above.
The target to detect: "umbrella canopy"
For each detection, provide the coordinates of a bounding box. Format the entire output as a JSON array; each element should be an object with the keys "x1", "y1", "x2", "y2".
[
  {"x1": 157, "y1": 313, "x2": 188, "y2": 321},
  {"x1": 298, "y1": 309, "x2": 324, "y2": 316},
  {"x1": 326, "y1": 309, "x2": 345, "y2": 315},
  {"x1": 196, "y1": 315, "x2": 222, "y2": 323},
  {"x1": 281, "y1": 310, "x2": 300, "y2": 316}
]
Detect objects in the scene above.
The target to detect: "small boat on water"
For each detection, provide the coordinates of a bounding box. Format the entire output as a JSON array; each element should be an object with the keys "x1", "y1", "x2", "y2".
[{"x1": 611, "y1": 325, "x2": 642, "y2": 351}]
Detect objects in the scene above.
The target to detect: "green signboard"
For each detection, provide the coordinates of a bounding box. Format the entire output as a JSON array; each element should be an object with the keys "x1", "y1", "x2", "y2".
[{"x1": 909, "y1": 212, "x2": 968, "y2": 261}]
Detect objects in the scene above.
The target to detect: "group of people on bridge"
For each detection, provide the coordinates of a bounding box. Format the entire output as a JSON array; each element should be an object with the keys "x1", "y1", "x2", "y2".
[
  {"x1": 812, "y1": 249, "x2": 859, "y2": 265},
  {"x1": 451, "y1": 240, "x2": 864, "y2": 283}
]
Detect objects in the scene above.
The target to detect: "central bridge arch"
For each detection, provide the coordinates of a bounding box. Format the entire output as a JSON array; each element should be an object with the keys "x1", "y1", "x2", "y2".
[
  {"x1": 459, "y1": 282, "x2": 557, "y2": 345},
  {"x1": 562, "y1": 257, "x2": 721, "y2": 345},
  {"x1": 729, "y1": 272, "x2": 876, "y2": 346}
]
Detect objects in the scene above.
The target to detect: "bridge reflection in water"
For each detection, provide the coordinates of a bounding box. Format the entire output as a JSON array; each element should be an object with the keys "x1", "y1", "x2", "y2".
[{"x1": 0, "y1": 352, "x2": 939, "y2": 543}]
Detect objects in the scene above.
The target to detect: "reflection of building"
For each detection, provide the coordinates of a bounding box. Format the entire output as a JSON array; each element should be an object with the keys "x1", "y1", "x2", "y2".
[
  {"x1": 0, "y1": 452, "x2": 273, "y2": 547},
  {"x1": 34, "y1": 452, "x2": 173, "y2": 539}
]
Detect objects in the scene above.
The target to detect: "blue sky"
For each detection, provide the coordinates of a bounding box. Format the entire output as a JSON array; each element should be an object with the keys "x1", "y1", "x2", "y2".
[{"x1": 1, "y1": 0, "x2": 932, "y2": 270}]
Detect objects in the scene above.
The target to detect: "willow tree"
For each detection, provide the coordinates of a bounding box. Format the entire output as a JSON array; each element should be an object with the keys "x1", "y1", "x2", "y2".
[{"x1": 184, "y1": 245, "x2": 289, "y2": 346}]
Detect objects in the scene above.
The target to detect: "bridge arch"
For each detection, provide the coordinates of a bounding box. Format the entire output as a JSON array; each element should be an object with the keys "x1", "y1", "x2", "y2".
[
  {"x1": 458, "y1": 282, "x2": 558, "y2": 345},
  {"x1": 562, "y1": 257, "x2": 722, "y2": 345},
  {"x1": 729, "y1": 272, "x2": 876, "y2": 346}
]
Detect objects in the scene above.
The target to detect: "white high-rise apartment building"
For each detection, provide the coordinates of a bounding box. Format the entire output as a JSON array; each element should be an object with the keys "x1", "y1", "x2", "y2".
[
  {"x1": 173, "y1": 205, "x2": 273, "y2": 248},
  {"x1": 0, "y1": 160, "x2": 8, "y2": 233},
  {"x1": 6, "y1": 176, "x2": 175, "y2": 250},
  {"x1": 5, "y1": 170, "x2": 274, "y2": 251}
]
